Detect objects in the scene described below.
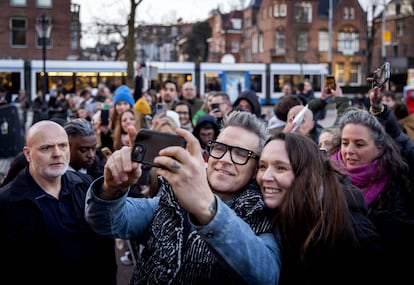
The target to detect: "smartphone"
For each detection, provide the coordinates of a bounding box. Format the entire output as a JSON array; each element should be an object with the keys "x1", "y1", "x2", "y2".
[
  {"x1": 131, "y1": 129, "x2": 187, "y2": 168},
  {"x1": 100, "y1": 103, "x2": 110, "y2": 126},
  {"x1": 211, "y1": 103, "x2": 220, "y2": 111},
  {"x1": 325, "y1": 75, "x2": 336, "y2": 93},
  {"x1": 100, "y1": 109, "x2": 109, "y2": 126},
  {"x1": 371, "y1": 62, "x2": 390, "y2": 89},
  {"x1": 156, "y1": 103, "x2": 167, "y2": 115}
]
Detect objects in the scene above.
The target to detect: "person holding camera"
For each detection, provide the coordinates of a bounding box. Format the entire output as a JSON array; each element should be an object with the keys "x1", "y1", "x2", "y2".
[
  {"x1": 85, "y1": 111, "x2": 281, "y2": 284},
  {"x1": 208, "y1": 91, "x2": 232, "y2": 126}
]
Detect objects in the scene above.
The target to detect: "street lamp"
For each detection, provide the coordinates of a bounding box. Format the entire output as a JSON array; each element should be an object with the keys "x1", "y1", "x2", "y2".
[
  {"x1": 328, "y1": 0, "x2": 333, "y2": 74},
  {"x1": 35, "y1": 14, "x2": 52, "y2": 96}
]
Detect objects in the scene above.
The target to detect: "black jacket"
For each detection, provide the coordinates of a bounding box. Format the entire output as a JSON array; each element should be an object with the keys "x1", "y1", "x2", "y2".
[
  {"x1": 0, "y1": 168, "x2": 117, "y2": 285},
  {"x1": 277, "y1": 175, "x2": 388, "y2": 285}
]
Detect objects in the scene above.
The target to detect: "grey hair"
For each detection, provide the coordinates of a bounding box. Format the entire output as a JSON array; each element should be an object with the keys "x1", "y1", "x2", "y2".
[
  {"x1": 338, "y1": 109, "x2": 386, "y2": 148},
  {"x1": 64, "y1": 118, "x2": 95, "y2": 137},
  {"x1": 221, "y1": 111, "x2": 268, "y2": 154}
]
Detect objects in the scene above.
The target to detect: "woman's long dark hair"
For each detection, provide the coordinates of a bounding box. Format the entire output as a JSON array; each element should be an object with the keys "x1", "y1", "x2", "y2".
[{"x1": 267, "y1": 132, "x2": 357, "y2": 261}]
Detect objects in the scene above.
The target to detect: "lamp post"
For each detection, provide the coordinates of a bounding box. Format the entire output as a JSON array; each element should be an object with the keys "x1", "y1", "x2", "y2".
[
  {"x1": 328, "y1": 0, "x2": 333, "y2": 74},
  {"x1": 381, "y1": 0, "x2": 387, "y2": 62},
  {"x1": 35, "y1": 15, "x2": 52, "y2": 96}
]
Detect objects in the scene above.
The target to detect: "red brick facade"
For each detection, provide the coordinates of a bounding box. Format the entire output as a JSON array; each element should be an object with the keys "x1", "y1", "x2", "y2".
[{"x1": 0, "y1": 0, "x2": 80, "y2": 60}]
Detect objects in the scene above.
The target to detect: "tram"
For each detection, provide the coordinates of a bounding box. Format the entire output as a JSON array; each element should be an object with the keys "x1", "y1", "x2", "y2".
[{"x1": 0, "y1": 59, "x2": 328, "y2": 105}]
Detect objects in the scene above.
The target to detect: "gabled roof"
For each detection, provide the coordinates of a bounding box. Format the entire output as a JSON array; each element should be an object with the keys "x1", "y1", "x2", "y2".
[{"x1": 222, "y1": 10, "x2": 243, "y2": 30}]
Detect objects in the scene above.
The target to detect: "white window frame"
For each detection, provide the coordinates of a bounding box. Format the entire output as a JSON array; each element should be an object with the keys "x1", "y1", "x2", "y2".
[
  {"x1": 273, "y1": 4, "x2": 279, "y2": 17},
  {"x1": 275, "y1": 29, "x2": 285, "y2": 55},
  {"x1": 295, "y1": 3, "x2": 312, "y2": 23},
  {"x1": 349, "y1": 62, "x2": 361, "y2": 85},
  {"x1": 36, "y1": 0, "x2": 52, "y2": 7},
  {"x1": 280, "y1": 4, "x2": 287, "y2": 17},
  {"x1": 297, "y1": 31, "x2": 308, "y2": 51},
  {"x1": 231, "y1": 40, "x2": 239, "y2": 53},
  {"x1": 319, "y1": 30, "x2": 328, "y2": 51},
  {"x1": 10, "y1": 0, "x2": 26, "y2": 6}
]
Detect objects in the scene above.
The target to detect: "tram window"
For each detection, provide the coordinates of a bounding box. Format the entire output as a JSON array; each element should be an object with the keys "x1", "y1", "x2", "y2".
[
  {"x1": 156, "y1": 73, "x2": 187, "y2": 89},
  {"x1": 205, "y1": 75, "x2": 221, "y2": 93},
  {"x1": 0, "y1": 72, "x2": 21, "y2": 95},
  {"x1": 250, "y1": 74, "x2": 262, "y2": 93}
]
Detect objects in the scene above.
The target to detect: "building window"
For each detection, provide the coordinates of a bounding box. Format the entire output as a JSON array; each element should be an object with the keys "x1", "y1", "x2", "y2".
[
  {"x1": 10, "y1": 0, "x2": 26, "y2": 6},
  {"x1": 297, "y1": 31, "x2": 308, "y2": 51},
  {"x1": 396, "y1": 20, "x2": 403, "y2": 37},
  {"x1": 275, "y1": 29, "x2": 285, "y2": 54},
  {"x1": 231, "y1": 19, "x2": 242, "y2": 30},
  {"x1": 350, "y1": 62, "x2": 361, "y2": 85},
  {"x1": 338, "y1": 27, "x2": 359, "y2": 55},
  {"x1": 350, "y1": 8, "x2": 355, "y2": 19},
  {"x1": 259, "y1": 32, "x2": 264, "y2": 53},
  {"x1": 70, "y1": 21, "x2": 78, "y2": 50},
  {"x1": 252, "y1": 34, "x2": 258, "y2": 53},
  {"x1": 274, "y1": 4, "x2": 287, "y2": 17},
  {"x1": 279, "y1": 4, "x2": 287, "y2": 17},
  {"x1": 295, "y1": 3, "x2": 312, "y2": 23},
  {"x1": 231, "y1": 40, "x2": 239, "y2": 52},
  {"x1": 10, "y1": 17, "x2": 27, "y2": 47},
  {"x1": 319, "y1": 30, "x2": 328, "y2": 51},
  {"x1": 273, "y1": 4, "x2": 279, "y2": 17},
  {"x1": 344, "y1": 7, "x2": 355, "y2": 20},
  {"x1": 335, "y1": 62, "x2": 345, "y2": 84},
  {"x1": 36, "y1": 0, "x2": 52, "y2": 7}
]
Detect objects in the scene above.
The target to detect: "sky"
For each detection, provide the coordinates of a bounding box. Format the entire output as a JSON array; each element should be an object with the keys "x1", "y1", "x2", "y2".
[{"x1": 73, "y1": 0, "x2": 373, "y2": 48}]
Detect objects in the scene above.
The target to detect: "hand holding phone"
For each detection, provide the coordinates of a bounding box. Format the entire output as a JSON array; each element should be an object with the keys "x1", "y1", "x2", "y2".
[
  {"x1": 156, "y1": 103, "x2": 167, "y2": 115},
  {"x1": 131, "y1": 129, "x2": 186, "y2": 168},
  {"x1": 371, "y1": 62, "x2": 390, "y2": 89},
  {"x1": 325, "y1": 75, "x2": 336, "y2": 94}
]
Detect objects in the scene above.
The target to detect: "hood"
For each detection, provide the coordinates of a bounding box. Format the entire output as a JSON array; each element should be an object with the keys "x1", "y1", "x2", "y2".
[{"x1": 233, "y1": 90, "x2": 262, "y2": 118}]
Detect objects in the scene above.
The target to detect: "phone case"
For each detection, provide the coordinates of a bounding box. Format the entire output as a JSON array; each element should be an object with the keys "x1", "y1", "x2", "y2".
[{"x1": 131, "y1": 129, "x2": 186, "y2": 167}]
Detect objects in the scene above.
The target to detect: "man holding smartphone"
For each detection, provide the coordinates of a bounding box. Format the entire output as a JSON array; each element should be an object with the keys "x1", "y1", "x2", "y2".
[
  {"x1": 208, "y1": 92, "x2": 232, "y2": 126},
  {"x1": 85, "y1": 111, "x2": 281, "y2": 284}
]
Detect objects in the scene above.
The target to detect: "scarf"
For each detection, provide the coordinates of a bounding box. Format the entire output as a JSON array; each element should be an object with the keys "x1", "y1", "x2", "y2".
[{"x1": 331, "y1": 151, "x2": 389, "y2": 206}]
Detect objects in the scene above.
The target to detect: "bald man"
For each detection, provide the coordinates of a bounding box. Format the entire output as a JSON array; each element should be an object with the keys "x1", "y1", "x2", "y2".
[
  {"x1": 284, "y1": 105, "x2": 320, "y2": 142},
  {"x1": 0, "y1": 120, "x2": 117, "y2": 284}
]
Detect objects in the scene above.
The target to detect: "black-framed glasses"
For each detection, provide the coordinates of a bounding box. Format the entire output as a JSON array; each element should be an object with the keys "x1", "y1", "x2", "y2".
[{"x1": 207, "y1": 141, "x2": 259, "y2": 165}]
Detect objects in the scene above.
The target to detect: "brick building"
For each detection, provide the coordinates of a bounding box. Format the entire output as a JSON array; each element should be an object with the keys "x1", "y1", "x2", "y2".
[
  {"x1": 0, "y1": 0, "x2": 81, "y2": 61},
  {"x1": 371, "y1": 0, "x2": 414, "y2": 88}
]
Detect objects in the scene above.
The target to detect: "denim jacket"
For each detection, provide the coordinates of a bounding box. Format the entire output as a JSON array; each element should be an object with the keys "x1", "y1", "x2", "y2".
[{"x1": 85, "y1": 177, "x2": 281, "y2": 285}]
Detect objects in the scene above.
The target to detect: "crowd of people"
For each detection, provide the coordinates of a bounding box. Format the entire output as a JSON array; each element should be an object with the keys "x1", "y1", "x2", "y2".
[{"x1": 0, "y1": 64, "x2": 413, "y2": 285}]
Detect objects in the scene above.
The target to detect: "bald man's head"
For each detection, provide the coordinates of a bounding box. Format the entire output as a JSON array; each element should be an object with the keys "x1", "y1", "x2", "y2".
[
  {"x1": 284, "y1": 105, "x2": 315, "y2": 136},
  {"x1": 24, "y1": 120, "x2": 70, "y2": 182}
]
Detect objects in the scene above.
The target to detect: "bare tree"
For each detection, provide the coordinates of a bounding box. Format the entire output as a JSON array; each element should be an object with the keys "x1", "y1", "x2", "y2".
[
  {"x1": 83, "y1": 0, "x2": 144, "y2": 88},
  {"x1": 125, "y1": 0, "x2": 144, "y2": 88}
]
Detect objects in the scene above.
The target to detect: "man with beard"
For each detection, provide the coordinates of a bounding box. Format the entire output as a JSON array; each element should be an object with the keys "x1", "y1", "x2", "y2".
[
  {"x1": 0, "y1": 120, "x2": 117, "y2": 285},
  {"x1": 64, "y1": 118, "x2": 106, "y2": 179},
  {"x1": 85, "y1": 111, "x2": 281, "y2": 284},
  {"x1": 158, "y1": 79, "x2": 179, "y2": 111}
]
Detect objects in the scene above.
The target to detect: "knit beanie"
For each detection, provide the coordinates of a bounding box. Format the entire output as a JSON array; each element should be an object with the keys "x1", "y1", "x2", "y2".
[
  {"x1": 134, "y1": 97, "x2": 151, "y2": 115},
  {"x1": 113, "y1": 85, "x2": 135, "y2": 108}
]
